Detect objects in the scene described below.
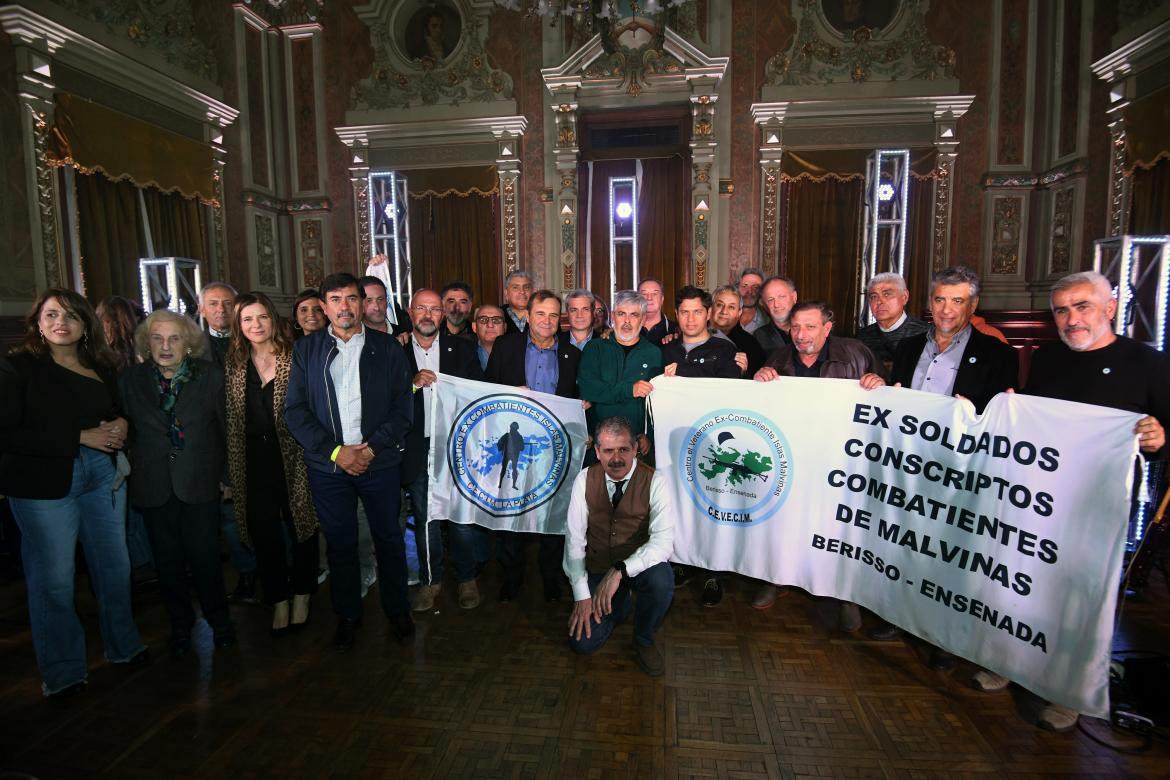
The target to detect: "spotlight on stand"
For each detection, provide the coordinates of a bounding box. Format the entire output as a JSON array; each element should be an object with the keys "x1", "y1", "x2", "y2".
[{"x1": 615, "y1": 201, "x2": 633, "y2": 220}]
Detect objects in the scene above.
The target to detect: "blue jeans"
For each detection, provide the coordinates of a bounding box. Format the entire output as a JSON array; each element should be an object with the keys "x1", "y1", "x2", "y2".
[
  {"x1": 8, "y1": 448, "x2": 145, "y2": 695},
  {"x1": 568, "y1": 561, "x2": 673, "y2": 654},
  {"x1": 409, "y1": 467, "x2": 489, "y2": 585},
  {"x1": 307, "y1": 466, "x2": 409, "y2": 620}
]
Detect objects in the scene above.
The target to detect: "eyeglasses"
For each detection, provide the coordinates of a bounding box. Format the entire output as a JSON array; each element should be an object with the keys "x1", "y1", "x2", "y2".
[
  {"x1": 476, "y1": 316, "x2": 505, "y2": 325},
  {"x1": 412, "y1": 305, "x2": 444, "y2": 315}
]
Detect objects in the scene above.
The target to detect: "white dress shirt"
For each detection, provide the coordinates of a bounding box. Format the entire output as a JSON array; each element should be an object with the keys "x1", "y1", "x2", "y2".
[
  {"x1": 879, "y1": 312, "x2": 908, "y2": 333},
  {"x1": 411, "y1": 335, "x2": 439, "y2": 435},
  {"x1": 329, "y1": 326, "x2": 366, "y2": 445},
  {"x1": 562, "y1": 460, "x2": 675, "y2": 602}
]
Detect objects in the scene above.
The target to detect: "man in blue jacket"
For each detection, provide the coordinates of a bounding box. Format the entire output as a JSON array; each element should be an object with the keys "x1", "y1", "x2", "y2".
[{"x1": 285, "y1": 272, "x2": 415, "y2": 651}]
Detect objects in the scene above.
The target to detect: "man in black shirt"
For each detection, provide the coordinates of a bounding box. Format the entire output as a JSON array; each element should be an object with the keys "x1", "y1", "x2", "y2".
[
  {"x1": 755, "y1": 275, "x2": 797, "y2": 356},
  {"x1": 856, "y1": 272, "x2": 929, "y2": 375},
  {"x1": 659, "y1": 286, "x2": 742, "y2": 606},
  {"x1": 637, "y1": 278, "x2": 676, "y2": 345},
  {"x1": 439, "y1": 281, "x2": 476, "y2": 341},
  {"x1": 711, "y1": 285, "x2": 766, "y2": 378},
  {"x1": 994, "y1": 270, "x2": 1168, "y2": 732}
]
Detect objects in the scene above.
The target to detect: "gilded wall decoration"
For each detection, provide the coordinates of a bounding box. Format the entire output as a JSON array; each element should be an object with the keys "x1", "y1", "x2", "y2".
[
  {"x1": 240, "y1": 0, "x2": 325, "y2": 26},
  {"x1": 352, "y1": 16, "x2": 513, "y2": 110},
  {"x1": 764, "y1": 0, "x2": 954, "y2": 86},
  {"x1": 353, "y1": 180, "x2": 371, "y2": 262},
  {"x1": 761, "y1": 165, "x2": 779, "y2": 271},
  {"x1": 990, "y1": 196, "x2": 1022, "y2": 275},
  {"x1": 931, "y1": 155, "x2": 953, "y2": 271},
  {"x1": 1107, "y1": 121, "x2": 1129, "y2": 237},
  {"x1": 255, "y1": 213, "x2": 277, "y2": 286},
  {"x1": 300, "y1": 219, "x2": 325, "y2": 288},
  {"x1": 53, "y1": 0, "x2": 217, "y2": 82},
  {"x1": 32, "y1": 108, "x2": 63, "y2": 288},
  {"x1": 582, "y1": 13, "x2": 685, "y2": 97},
  {"x1": 1048, "y1": 186, "x2": 1074, "y2": 275}
]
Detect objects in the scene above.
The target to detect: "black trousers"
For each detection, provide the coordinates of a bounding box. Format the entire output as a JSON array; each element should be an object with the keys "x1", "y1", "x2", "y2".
[
  {"x1": 247, "y1": 491, "x2": 318, "y2": 605},
  {"x1": 142, "y1": 495, "x2": 233, "y2": 639}
]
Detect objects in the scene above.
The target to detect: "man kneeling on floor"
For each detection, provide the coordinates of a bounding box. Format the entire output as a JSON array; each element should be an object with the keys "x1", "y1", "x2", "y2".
[{"x1": 563, "y1": 416, "x2": 675, "y2": 676}]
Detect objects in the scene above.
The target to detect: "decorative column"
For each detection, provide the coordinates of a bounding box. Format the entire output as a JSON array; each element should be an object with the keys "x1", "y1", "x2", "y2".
[
  {"x1": 496, "y1": 132, "x2": 522, "y2": 277},
  {"x1": 10, "y1": 38, "x2": 64, "y2": 289},
  {"x1": 210, "y1": 136, "x2": 229, "y2": 283},
  {"x1": 689, "y1": 84, "x2": 719, "y2": 290},
  {"x1": 932, "y1": 110, "x2": 959, "y2": 271},
  {"x1": 757, "y1": 116, "x2": 784, "y2": 275},
  {"x1": 348, "y1": 137, "x2": 371, "y2": 263},
  {"x1": 1105, "y1": 118, "x2": 1130, "y2": 238},
  {"x1": 552, "y1": 96, "x2": 580, "y2": 289}
]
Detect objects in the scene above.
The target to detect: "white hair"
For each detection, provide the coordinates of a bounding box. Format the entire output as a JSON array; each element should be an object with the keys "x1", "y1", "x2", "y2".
[
  {"x1": 867, "y1": 272, "x2": 907, "y2": 295},
  {"x1": 1050, "y1": 271, "x2": 1114, "y2": 307}
]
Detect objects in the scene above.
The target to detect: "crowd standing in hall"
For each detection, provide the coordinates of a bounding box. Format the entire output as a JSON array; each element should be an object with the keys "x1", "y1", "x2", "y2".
[{"x1": 0, "y1": 259, "x2": 1166, "y2": 738}]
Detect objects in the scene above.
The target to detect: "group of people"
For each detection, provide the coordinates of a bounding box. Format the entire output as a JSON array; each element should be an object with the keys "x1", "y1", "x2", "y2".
[{"x1": 1, "y1": 260, "x2": 1166, "y2": 736}]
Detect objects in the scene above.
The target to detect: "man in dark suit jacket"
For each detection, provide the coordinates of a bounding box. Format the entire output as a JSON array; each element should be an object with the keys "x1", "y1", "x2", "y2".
[
  {"x1": 285, "y1": 272, "x2": 415, "y2": 651},
  {"x1": 400, "y1": 289, "x2": 486, "y2": 612},
  {"x1": 876, "y1": 266, "x2": 1019, "y2": 664},
  {"x1": 485, "y1": 289, "x2": 582, "y2": 603}
]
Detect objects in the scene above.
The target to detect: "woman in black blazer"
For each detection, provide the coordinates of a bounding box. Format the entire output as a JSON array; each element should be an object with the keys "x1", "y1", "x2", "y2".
[
  {"x1": 121, "y1": 309, "x2": 235, "y2": 656},
  {"x1": 0, "y1": 289, "x2": 147, "y2": 698}
]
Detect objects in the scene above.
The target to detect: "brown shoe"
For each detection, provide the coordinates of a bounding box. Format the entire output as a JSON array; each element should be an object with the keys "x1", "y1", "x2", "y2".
[
  {"x1": 412, "y1": 584, "x2": 441, "y2": 612},
  {"x1": 457, "y1": 580, "x2": 481, "y2": 610},
  {"x1": 634, "y1": 641, "x2": 665, "y2": 677}
]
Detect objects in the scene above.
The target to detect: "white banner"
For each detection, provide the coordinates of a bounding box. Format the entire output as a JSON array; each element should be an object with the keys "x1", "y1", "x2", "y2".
[
  {"x1": 649, "y1": 375, "x2": 1140, "y2": 717},
  {"x1": 428, "y1": 374, "x2": 588, "y2": 534}
]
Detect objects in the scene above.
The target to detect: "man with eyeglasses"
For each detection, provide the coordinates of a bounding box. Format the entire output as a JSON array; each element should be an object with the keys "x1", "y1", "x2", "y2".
[
  {"x1": 471, "y1": 304, "x2": 507, "y2": 372},
  {"x1": 856, "y1": 272, "x2": 928, "y2": 377},
  {"x1": 400, "y1": 289, "x2": 486, "y2": 612}
]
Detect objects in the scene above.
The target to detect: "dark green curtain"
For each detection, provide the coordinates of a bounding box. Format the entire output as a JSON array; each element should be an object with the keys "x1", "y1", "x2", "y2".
[{"x1": 75, "y1": 172, "x2": 208, "y2": 303}]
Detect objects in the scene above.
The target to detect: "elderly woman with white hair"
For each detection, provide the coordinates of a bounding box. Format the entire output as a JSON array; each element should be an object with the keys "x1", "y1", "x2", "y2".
[{"x1": 120, "y1": 310, "x2": 235, "y2": 656}]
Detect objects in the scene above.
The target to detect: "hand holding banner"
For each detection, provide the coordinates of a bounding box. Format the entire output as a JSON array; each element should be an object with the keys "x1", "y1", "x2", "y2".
[{"x1": 650, "y1": 375, "x2": 1140, "y2": 717}]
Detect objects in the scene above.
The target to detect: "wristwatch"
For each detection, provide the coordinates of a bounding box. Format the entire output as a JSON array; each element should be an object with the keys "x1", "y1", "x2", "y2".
[{"x1": 614, "y1": 561, "x2": 627, "y2": 579}]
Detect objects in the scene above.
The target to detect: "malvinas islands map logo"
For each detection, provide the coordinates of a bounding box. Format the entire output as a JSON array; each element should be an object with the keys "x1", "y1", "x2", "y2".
[
  {"x1": 679, "y1": 408, "x2": 792, "y2": 526},
  {"x1": 447, "y1": 393, "x2": 572, "y2": 517}
]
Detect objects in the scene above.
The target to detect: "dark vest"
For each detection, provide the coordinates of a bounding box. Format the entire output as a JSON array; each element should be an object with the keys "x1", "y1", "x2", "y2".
[{"x1": 584, "y1": 462, "x2": 653, "y2": 574}]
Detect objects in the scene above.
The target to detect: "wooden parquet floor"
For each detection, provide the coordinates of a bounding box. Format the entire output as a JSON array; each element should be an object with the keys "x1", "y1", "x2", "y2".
[{"x1": 1, "y1": 557, "x2": 1169, "y2": 779}]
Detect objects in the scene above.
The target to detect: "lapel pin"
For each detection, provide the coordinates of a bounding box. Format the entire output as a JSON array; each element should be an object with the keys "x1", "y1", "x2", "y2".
[
  {"x1": 968, "y1": 356, "x2": 976, "y2": 363},
  {"x1": 1102, "y1": 367, "x2": 1111, "y2": 374}
]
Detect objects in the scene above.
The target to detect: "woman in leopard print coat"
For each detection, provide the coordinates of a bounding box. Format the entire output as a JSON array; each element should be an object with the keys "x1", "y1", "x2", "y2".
[{"x1": 225, "y1": 292, "x2": 319, "y2": 635}]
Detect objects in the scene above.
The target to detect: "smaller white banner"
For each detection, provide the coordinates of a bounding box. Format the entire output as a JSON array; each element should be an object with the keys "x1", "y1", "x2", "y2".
[{"x1": 427, "y1": 374, "x2": 588, "y2": 534}]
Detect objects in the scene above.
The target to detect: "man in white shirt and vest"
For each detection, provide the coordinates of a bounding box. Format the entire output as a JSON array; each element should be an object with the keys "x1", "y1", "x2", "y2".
[{"x1": 563, "y1": 416, "x2": 674, "y2": 676}]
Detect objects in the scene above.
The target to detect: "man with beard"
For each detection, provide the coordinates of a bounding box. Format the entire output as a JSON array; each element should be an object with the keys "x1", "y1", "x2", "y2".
[
  {"x1": 486, "y1": 290, "x2": 582, "y2": 602},
  {"x1": 755, "y1": 275, "x2": 798, "y2": 355},
  {"x1": 754, "y1": 301, "x2": 884, "y2": 622},
  {"x1": 400, "y1": 289, "x2": 485, "y2": 612},
  {"x1": 737, "y1": 267, "x2": 768, "y2": 333},
  {"x1": 971, "y1": 270, "x2": 1168, "y2": 731},
  {"x1": 439, "y1": 281, "x2": 475, "y2": 341},
  {"x1": 637, "y1": 278, "x2": 676, "y2": 345},
  {"x1": 711, "y1": 284, "x2": 766, "y2": 378},
  {"x1": 578, "y1": 290, "x2": 663, "y2": 459},
  {"x1": 359, "y1": 274, "x2": 410, "y2": 337},
  {"x1": 563, "y1": 416, "x2": 674, "y2": 676}
]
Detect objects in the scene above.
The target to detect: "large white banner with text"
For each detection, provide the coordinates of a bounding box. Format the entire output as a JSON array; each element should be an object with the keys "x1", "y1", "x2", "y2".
[
  {"x1": 428, "y1": 375, "x2": 588, "y2": 534},
  {"x1": 649, "y1": 376, "x2": 1140, "y2": 717}
]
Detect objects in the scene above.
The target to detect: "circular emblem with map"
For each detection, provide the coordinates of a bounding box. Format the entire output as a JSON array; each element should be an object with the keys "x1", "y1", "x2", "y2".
[
  {"x1": 447, "y1": 393, "x2": 572, "y2": 517},
  {"x1": 678, "y1": 408, "x2": 793, "y2": 526}
]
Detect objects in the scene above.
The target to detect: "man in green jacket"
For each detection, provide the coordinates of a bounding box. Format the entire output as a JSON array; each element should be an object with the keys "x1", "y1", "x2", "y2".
[{"x1": 577, "y1": 290, "x2": 663, "y2": 459}]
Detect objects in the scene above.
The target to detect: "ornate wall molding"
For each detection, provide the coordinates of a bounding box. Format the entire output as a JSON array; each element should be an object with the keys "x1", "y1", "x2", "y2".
[
  {"x1": 931, "y1": 153, "x2": 954, "y2": 271},
  {"x1": 765, "y1": 0, "x2": 955, "y2": 86},
  {"x1": 50, "y1": 0, "x2": 217, "y2": 83},
  {"x1": 31, "y1": 104, "x2": 64, "y2": 289},
  {"x1": 1106, "y1": 120, "x2": 1130, "y2": 237},
  {"x1": 350, "y1": 0, "x2": 513, "y2": 110},
  {"x1": 985, "y1": 193, "x2": 1027, "y2": 277}
]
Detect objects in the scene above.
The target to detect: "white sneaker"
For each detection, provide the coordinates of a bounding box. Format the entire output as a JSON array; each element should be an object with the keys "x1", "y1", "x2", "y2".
[
  {"x1": 972, "y1": 670, "x2": 1010, "y2": 692},
  {"x1": 1037, "y1": 703, "x2": 1079, "y2": 732}
]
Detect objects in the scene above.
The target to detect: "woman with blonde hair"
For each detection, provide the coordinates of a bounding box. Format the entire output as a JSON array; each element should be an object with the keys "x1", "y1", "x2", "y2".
[
  {"x1": 225, "y1": 292, "x2": 319, "y2": 635},
  {"x1": 120, "y1": 310, "x2": 235, "y2": 656}
]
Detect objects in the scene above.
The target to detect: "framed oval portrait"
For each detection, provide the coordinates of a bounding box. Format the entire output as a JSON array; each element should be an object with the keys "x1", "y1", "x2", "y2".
[
  {"x1": 821, "y1": 0, "x2": 899, "y2": 35},
  {"x1": 404, "y1": 2, "x2": 462, "y2": 64}
]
